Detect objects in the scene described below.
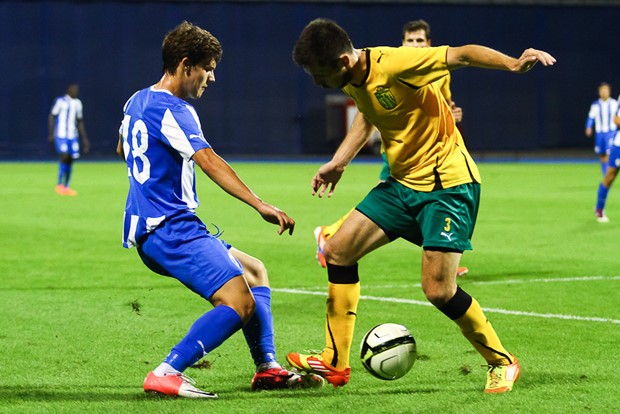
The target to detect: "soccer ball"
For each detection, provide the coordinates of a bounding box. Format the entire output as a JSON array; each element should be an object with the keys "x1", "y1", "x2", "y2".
[{"x1": 360, "y1": 323, "x2": 417, "y2": 380}]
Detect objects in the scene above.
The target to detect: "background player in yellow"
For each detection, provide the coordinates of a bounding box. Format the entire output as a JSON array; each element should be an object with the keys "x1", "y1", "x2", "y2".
[
  {"x1": 313, "y1": 19, "x2": 468, "y2": 277},
  {"x1": 287, "y1": 18, "x2": 555, "y2": 394}
]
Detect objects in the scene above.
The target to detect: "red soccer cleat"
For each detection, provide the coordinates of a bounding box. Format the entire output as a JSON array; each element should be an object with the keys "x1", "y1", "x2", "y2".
[
  {"x1": 251, "y1": 367, "x2": 324, "y2": 390},
  {"x1": 143, "y1": 371, "x2": 217, "y2": 399},
  {"x1": 456, "y1": 266, "x2": 469, "y2": 277},
  {"x1": 313, "y1": 226, "x2": 328, "y2": 268}
]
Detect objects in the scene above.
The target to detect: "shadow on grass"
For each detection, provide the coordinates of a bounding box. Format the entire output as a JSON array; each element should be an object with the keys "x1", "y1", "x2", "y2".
[
  {"x1": 0, "y1": 285, "x2": 181, "y2": 292},
  {"x1": 224, "y1": 383, "x2": 443, "y2": 399},
  {"x1": 0, "y1": 385, "x2": 143, "y2": 402}
]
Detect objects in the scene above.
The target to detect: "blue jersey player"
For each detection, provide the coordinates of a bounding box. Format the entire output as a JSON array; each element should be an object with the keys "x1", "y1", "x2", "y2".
[
  {"x1": 585, "y1": 82, "x2": 618, "y2": 176},
  {"x1": 595, "y1": 104, "x2": 620, "y2": 222},
  {"x1": 48, "y1": 84, "x2": 90, "y2": 196},
  {"x1": 116, "y1": 21, "x2": 322, "y2": 398}
]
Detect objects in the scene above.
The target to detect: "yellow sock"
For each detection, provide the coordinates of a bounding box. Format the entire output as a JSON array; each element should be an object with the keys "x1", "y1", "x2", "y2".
[
  {"x1": 454, "y1": 298, "x2": 511, "y2": 365},
  {"x1": 323, "y1": 209, "x2": 354, "y2": 239},
  {"x1": 321, "y1": 281, "x2": 360, "y2": 370}
]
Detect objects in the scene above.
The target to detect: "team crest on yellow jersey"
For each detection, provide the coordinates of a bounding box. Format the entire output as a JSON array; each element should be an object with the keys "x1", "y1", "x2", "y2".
[{"x1": 374, "y1": 87, "x2": 396, "y2": 110}]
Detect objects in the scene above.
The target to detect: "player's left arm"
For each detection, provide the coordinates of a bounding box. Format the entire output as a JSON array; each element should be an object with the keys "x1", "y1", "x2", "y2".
[
  {"x1": 192, "y1": 148, "x2": 295, "y2": 235},
  {"x1": 446, "y1": 45, "x2": 556, "y2": 73},
  {"x1": 116, "y1": 135, "x2": 125, "y2": 160},
  {"x1": 77, "y1": 119, "x2": 90, "y2": 153}
]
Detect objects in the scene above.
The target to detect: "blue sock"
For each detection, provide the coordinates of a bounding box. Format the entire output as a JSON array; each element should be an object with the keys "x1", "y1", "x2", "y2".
[
  {"x1": 601, "y1": 162, "x2": 608, "y2": 176},
  {"x1": 596, "y1": 183, "x2": 609, "y2": 210},
  {"x1": 243, "y1": 286, "x2": 277, "y2": 367},
  {"x1": 57, "y1": 163, "x2": 67, "y2": 185},
  {"x1": 164, "y1": 305, "x2": 243, "y2": 372},
  {"x1": 64, "y1": 163, "x2": 73, "y2": 187}
]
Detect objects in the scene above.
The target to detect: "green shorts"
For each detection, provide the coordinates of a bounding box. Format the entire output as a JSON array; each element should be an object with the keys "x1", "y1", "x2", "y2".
[{"x1": 356, "y1": 178, "x2": 480, "y2": 252}]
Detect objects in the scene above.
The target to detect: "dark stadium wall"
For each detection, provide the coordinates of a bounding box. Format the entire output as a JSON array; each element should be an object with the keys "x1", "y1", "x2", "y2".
[{"x1": 1, "y1": 1, "x2": 619, "y2": 159}]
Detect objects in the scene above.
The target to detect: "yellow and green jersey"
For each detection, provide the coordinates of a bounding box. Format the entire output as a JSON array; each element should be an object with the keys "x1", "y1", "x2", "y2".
[
  {"x1": 435, "y1": 72, "x2": 452, "y2": 103},
  {"x1": 342, "y1": 46, "x2": 480, "y2": 192}
]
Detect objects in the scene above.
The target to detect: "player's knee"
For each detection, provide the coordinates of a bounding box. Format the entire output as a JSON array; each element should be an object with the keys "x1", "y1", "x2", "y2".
[
  {"x1": 230, "y1": 295, "x2": 256, "y2": 324},
  {"x1": 324, "y1": 240, "x2": 351, "y2": 266},
  {"x1": 422, "y1": 282, "x2": 454, "y2": 307},
  {"x1": 245, "y1": 258, "x2": 269, "y2": 287}
]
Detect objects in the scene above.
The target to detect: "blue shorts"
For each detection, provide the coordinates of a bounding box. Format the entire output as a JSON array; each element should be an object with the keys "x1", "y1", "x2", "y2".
[
  {"x1": 594, "y1": 131, "x2": 615, "y2": 156},
  {"x1": 608, "y1": 143, "x2": 620, "y2": 169},
  {"x1": 55, "y1": 137, "x2": 80, "y2": 159},
  {"x1": 137, "y1": 214, "x2": 243, "y2": 300}
]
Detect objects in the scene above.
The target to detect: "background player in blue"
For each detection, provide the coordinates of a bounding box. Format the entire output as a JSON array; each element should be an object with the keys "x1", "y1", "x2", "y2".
[
  {"x1": 48, "y1": 84, "x2": 90, "y2": 196},
  {"x1": 116, "y1": 21, "x2": 322, "y2": 398},
  {"x1": 594, "y1": 104, "x2": 620, "y2": 222},
  {"x1": 585, "y1": 82, "x2": 618, "y2": 176}
]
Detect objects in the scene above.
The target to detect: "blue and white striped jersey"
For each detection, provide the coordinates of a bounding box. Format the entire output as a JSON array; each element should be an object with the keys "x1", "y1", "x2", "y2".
[
  {"x1": 120, "y1": 86, "x2": 211, "y2": 248},
  {"x1": 586, "y1": 98, "x2": 618, "y2": 133},
  {"x1": 50, "y1": 94, "x2": 83, "y2": 139}
]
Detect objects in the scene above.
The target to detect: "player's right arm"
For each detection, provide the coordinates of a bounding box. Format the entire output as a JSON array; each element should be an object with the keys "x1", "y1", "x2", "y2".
[
  {"x1": 586, "y1": 104, "x2": 596, "y2": 137},
  {"x1": 192, "y1": 148, "x2": 295, "y2": 235},
  {"x1": 47, "y1": 114, "x2": 56, "y2": 144},
  {"x1": 312, "y1": 111, "x2": 375, "y2": 198}
]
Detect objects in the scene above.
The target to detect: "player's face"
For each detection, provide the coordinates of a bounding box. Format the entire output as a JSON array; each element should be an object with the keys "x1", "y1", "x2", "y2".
[
  {"x1": 187, "y1": 59, "x2": 217, "y2": 99},
  {"x1": 304, "y1": 61, "x2": 352, "y2": 89},
  {"x1": 402, "y1": 29, "x2": 430, "y2": 48},
  {"x1": 599, "y1": 85, "x2": 611, "y2": 100},
  {"x1": 67, "y1": 84, "x2": 79, "y2": 98}
]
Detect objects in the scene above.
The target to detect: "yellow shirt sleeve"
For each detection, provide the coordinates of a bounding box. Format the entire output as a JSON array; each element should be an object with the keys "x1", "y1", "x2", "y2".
[{"x1": 380, "y1": 46, "x2": 451, "y2": 90}]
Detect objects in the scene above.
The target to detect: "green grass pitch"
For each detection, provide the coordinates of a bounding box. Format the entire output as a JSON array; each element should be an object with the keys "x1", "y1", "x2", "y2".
[{"x1": 0, "y1": 160, "x2": 618, "y2": 413}]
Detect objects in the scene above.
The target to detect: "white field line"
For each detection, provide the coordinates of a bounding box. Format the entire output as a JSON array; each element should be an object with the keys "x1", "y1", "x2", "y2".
[
  {"x1": 273, "y1": 285, "x2": 620, "y2": 325},
  {"x1": 293, "y1": 275, "x2": 620, "y2": 290}
]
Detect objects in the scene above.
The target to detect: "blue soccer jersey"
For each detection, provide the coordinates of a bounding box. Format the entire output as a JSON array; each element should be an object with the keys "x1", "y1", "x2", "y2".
[
  {"x1": 120, "y1": 87, "x2": 211, "y2": 248},
  {"x1": 51, "y1": 94, "x2": 83, "y2": 139},
  {"x1": 586, "y1": 98, "x2": 618, "y2": 134}
]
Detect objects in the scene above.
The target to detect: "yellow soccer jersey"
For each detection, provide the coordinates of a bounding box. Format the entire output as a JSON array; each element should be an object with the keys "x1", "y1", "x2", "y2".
[
  {"x1": 343, "y1": 46, "x2": 480, "y2": 192},
  {"x1": 436, "y1": 73, "x2": 452, "y2": 103}
]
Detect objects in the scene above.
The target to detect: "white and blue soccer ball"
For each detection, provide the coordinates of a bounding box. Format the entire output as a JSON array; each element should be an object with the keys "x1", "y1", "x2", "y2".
[{"x1": 360, "y1": 323, "x2": 417, "y2": 380}]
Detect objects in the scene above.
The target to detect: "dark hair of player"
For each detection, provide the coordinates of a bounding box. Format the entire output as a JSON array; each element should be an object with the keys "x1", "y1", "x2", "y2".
[
  {"x1": 161, "y1": 21, "x2": 223, "y2": 75},
  {"x1": 293, "y1": 18, "x2": 354, "y2": 68},
  {"x1": 402, "y1": 19, "x2": 431, "y2": 41}
]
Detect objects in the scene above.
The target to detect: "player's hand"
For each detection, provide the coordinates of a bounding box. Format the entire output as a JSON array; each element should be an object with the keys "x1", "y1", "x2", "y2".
[
  {"x1": 311, "y1": 161, "x2": 345, "y2": 198},
  {"x1": 451, "y1": 101, "x2": 463, "y2": 123},
  {"x1": 83, "y1": 141, "x2": 91, "y2": 154},
  {"x1": 257, "y1": 203, "x2": 295, "y2": 235},
  {"x1": 513, "y1": 48, "x2": 556, "y2": 73},
  {"x1": 585, "y1": 127, "x2": 593, "y2": 138}
]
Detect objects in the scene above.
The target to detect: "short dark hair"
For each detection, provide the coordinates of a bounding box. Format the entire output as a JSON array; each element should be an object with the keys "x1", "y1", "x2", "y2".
[
  {"x1": 161, "y1": 21, "x2": 223, "y2": 75},
  {"x1": 293, "y1": 18, "x2": 354, "y2": 67},
  {"x1": 402, "y1": 19, "x2": 431, "y2": 41}
]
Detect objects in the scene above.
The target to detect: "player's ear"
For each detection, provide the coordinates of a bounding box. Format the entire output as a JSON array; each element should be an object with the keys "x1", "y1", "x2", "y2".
[
  {"x1": 339, "y1": 54, "x2": 350, "y2": 68},
  {"x1": 180, "y1": 57, "x2": 192, "y2": 76}
]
